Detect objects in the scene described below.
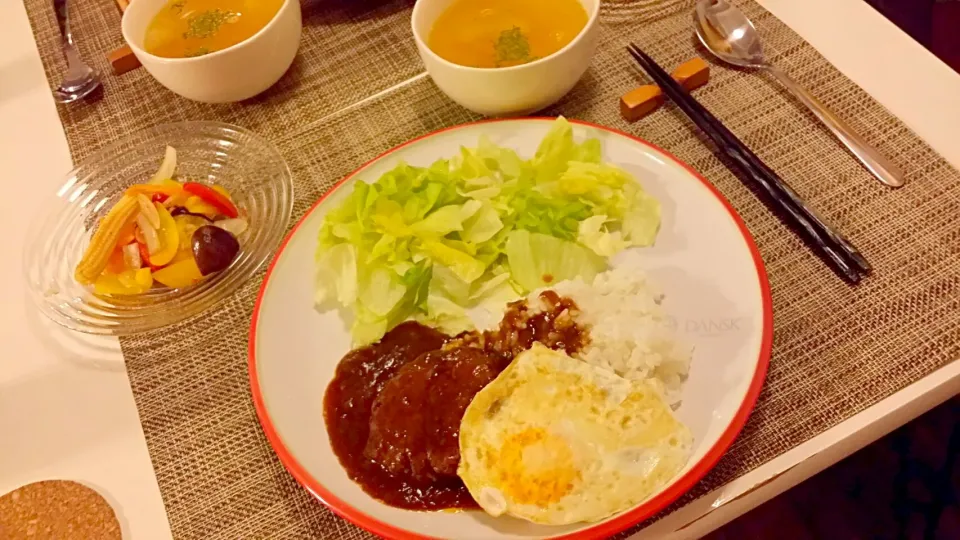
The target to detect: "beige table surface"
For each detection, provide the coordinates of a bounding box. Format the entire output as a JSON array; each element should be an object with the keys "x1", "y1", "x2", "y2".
[{"x1": 2, "y1": 0, "x2": 958, "y2": 538}]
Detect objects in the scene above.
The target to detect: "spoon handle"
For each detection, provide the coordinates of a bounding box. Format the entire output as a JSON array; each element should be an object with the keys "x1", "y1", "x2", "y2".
[
  {"x1": 766, "y1": 65, "x2": 904, "y2": 188},
  {"x1": 54, "y1": 0, "x2": 82, "y2": 76},
  {"x1": 54, "y1": 0, "x2": 73, "y2": 47}
]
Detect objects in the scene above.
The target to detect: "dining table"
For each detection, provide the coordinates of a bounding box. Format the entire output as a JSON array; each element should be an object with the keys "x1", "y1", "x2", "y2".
[{"x1": 2, "y1": 0, "x2": 960, "y2": 538}]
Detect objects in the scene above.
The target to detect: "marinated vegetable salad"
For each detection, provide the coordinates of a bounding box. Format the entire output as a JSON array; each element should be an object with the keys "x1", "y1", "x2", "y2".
[{"x1": 75, "y1": 146, "x2": 248, "y2": 295}]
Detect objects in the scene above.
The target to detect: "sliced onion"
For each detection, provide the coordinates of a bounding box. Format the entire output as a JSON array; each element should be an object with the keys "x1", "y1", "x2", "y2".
[
  {"x1": 136, "y1": 214, "x2": 161, "y2": 255},
  {"x1": 123, "y1": 243, "x2": 142, "y2": 270},
  {"x1": 213, "y1": 218, "x2": 248, "y2": 237},
  {"x1": 137, "y1": 194, "x2": 161, "y2": 229},
  {"x1": 150, "y1": 146, "x2": 177, "y2": 184}
]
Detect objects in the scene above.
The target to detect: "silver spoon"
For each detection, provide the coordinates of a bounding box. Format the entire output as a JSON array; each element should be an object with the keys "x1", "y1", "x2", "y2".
[
  {"x1": 693, "y1": 0, "x2": 904, "y2": 188},
  {"x1": 53, "y1": 0, "x2": 101, "y2": 103}
]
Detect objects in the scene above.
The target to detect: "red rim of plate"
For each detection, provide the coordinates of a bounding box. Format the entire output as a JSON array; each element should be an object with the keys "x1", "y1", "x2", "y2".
[{"x1": 249, "y1": 118, "x2": 773, "y2": 540}]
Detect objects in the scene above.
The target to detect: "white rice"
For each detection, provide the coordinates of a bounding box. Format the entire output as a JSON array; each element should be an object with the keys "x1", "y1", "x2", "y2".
[{"x1": 526, "y1": 265, "x2": 692, "y2": 405}]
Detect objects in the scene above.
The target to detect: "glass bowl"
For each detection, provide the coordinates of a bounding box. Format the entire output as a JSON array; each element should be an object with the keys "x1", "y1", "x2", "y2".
[{"x1": 23, "y1": 121, "x2": 294, "y2": 336}]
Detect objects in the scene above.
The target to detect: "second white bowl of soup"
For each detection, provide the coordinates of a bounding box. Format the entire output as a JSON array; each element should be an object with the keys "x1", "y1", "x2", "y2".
[
  {"x1": 122, "y1": 0, "x2": 301, "y2": 103},
  {"x1": 412, "y1": 0, "x2": 600, "y2": 116}
]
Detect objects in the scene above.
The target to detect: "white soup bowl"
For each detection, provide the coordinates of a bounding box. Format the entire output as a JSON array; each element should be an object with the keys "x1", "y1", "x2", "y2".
[
  {"x1": 411, "y1": 0, "x2": 601, "y2": 116},
  {"x1": 121, "y1": 0, "x2": 302, "y2": 103}
]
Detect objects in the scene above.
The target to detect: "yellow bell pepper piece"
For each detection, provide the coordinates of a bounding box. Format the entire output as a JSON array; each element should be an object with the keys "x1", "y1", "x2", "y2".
[
  {"x1": 170, "y1": 249, "x2": 195, "y2": 264},
  {"x1": 156, "y1": 178, "x2": 182, "y2": 190},
  {"x1": 95, "y1": 274, "x2": 131, "y2": 295},
  {"x1": 212, "y1": 185, "x2": 232, "y2": 199},
  {"x1": 149, "y1": 202, "x2": 180, "y2": 267},
  {"x1": 116, "y1": 270, "x2": 138, "y2": 289},
  {"x1": 95, "y1": 268, "x2": 152, "y2": 296},
  {"x1": 163, "y1": 190, "x2": 191, "y2": 209},
  {"x1": 134, "y1": 267, "x2": 153, "y2": 288},
  {"x1": 153, "y1": 258, "x2": 203, "y2": 289},
  {"x1": 126, "y1": 182, "x2": 182, "y2": 199},
  {"x1": 174, "y1": 214, "x2": 210, "y2": 253},
  {"x1": 184, "y1": 195, "x2": 220, "y2": 219}
]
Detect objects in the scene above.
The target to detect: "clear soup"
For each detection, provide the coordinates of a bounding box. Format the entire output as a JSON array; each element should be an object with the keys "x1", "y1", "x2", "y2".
[
  {"x1": 428, "y1": 0, "x2": 589, "y2": 69},
  {"x1": 143, "y1": 0, "x2": 284, "y2": 59}
]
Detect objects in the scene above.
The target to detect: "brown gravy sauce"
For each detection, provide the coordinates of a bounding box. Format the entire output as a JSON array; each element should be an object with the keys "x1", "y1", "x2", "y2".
[
  {"x1": 323, "y1": 321, "x2": 476, "y2": 510},
  {"x1": 471, "y1": 289, "x2": 589, "y2": 361},
  {"x1": 323, "y1": 292, "x2": 588, "y2": 510}
]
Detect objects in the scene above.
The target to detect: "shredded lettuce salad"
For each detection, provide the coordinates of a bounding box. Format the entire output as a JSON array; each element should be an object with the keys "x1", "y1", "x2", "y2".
[{"x1": 315, "y1": 118, "x2": 661, "y2": 344}]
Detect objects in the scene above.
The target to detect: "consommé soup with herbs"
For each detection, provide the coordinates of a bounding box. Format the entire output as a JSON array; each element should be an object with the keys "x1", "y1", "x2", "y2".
[
  {"x1": 144, "y1": 0, "x2": 284, "y2": 59},
  {"x1": 427, "y1": 0, "x2": 588, "y2": 69}
]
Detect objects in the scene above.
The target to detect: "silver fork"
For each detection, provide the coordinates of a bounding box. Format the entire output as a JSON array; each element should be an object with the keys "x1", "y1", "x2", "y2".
[{"x1": 53, "y1": 0, "x2": 101, "y2": 103}]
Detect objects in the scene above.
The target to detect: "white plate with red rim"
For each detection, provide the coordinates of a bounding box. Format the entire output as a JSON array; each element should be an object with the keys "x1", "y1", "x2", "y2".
[{"x1": 249, "y1": 118, "x2": 772, "y2": 539}]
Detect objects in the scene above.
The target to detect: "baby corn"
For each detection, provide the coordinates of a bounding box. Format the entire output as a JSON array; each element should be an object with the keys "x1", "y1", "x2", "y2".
[{"x1": 75, "y1": 195, "x2": 141, "y2": 284}]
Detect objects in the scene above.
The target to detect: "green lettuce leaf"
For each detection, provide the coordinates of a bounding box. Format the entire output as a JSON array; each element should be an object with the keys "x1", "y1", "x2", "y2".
[
  {"x1": 316, "y1": 117, "x2": 661, "y2": 344},
  {"x1": 314, "y1": 243, "x2": 357, "y2": 307},
  {"x1": 505, "y1": 230, "x2": 606, "y2": 293}
]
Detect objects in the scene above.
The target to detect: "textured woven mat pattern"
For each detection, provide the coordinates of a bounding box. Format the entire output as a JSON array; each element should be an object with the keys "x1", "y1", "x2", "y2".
[{"x1": 23, "y1": 0, "x2": 960, "y2": 537}]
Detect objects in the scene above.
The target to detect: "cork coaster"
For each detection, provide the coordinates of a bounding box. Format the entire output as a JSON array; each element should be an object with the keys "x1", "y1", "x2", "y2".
[{"x1": 0, "y1": 481, "x2": 122, "y2": 540}]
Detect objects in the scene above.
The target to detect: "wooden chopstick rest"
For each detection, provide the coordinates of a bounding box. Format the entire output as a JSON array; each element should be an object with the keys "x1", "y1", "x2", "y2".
[
  {"x1": 107, "y1": 0, "x2": 141, "y2": 75},
  {"x1": 109, "y1": 45, "x2": 140, "y2": 75},
  {"x1": 620, "y1": 57, "x2": 710, "y2": 122}
]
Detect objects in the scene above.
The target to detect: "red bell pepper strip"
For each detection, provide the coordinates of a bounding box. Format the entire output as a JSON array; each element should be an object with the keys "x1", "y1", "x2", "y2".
[{"x1": 182, "y1": 182, "x2": 239, "y2": 219}]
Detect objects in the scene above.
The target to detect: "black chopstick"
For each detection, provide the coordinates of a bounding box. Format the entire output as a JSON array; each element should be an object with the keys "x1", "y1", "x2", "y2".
[
  {"x1": 627, "y1": 44, "x2": 869, "y2": 281},
  {"x1": 626, "y1": 43, "x2": 870, "y2": 284}
]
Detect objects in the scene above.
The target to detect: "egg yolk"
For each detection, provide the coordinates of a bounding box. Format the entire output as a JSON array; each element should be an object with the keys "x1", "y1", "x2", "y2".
[{"x1": 496, "y1": 428, "x2": 579, "y2": 505}]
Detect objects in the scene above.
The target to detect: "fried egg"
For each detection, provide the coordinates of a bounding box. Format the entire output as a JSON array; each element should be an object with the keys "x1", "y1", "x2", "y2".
[{"x1": 457, "y1": 344, "x2": 692, "y2": 525}]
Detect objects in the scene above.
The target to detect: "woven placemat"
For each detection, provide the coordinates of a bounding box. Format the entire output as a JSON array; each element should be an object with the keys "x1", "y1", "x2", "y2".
[{"x1": 24, "y1": 0, "x2": 960, "y2": 537}]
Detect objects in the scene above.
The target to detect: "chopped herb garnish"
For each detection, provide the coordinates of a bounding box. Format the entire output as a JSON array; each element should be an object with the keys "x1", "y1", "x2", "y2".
[
  {"x1": 170, "y1": 1, "x2": 185, "y2": 14},
  {"x1": 186, "y1": 47, "x2": 211, "y2": 57},
  {"x1": 494, "y1": 27, "x2": 535, "y2": 67},
  {"x1": 182, "y1": 9, "x2": 236, "y2": 40}
]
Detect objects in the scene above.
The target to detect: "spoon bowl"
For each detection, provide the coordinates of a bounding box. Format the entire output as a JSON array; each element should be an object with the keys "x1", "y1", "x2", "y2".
[
  {"x1": 52, "y1": 0, "x2": 101, "y2": 104},
  {"x1": 692, "y1": 0, "x2": 904, "y2": 188},
  {"x1": 694, "y1": 0, "x2": 767, "y2": 68},
  {"x1": 54, "y1": 62, "x2": 100, "y2": 104}
]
